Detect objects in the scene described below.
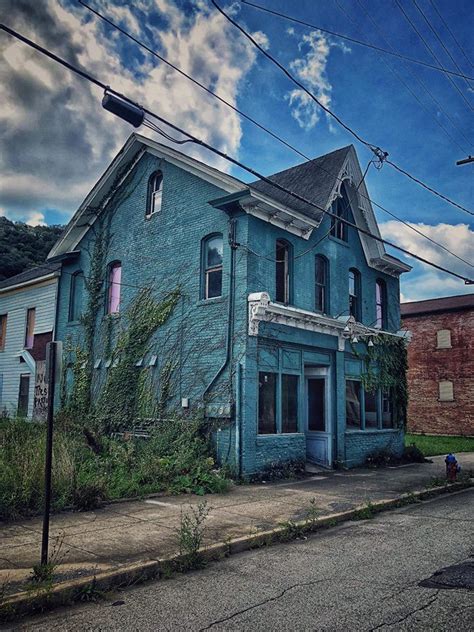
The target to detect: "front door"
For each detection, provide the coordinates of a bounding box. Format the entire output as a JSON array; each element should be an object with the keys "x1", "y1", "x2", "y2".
[{"x1": 305, "y1": 369, "x2": 332, "y2": 467}]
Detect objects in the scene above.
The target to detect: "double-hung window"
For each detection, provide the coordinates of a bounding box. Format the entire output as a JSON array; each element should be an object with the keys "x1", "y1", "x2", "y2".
[
  {"x1": 203, "y1": 234, "x2": 223, "y2": 299},
  {"x1": 107, "y1": 262, "x2": 122, "y2": 314},
  {"x1": 315, "y1": 255, "x2": 328, "y2": 313},
  {"x1": 349, "y1": 269, "x2": 360, "y2": 320},
  {"x1": 330, "y1": 185, "x2": 350, "y2": 241},
  {"x1": 24, "y1": 308, "x2": 35, "y2": 349},
  {"x1": 146, "y1": 171, "x2": 163, "y2": 217},
  {"x1": 375, "y1": 279, "x2": 386, "y2": 329},
  {"x1": 275, "y1": 239, "x2": 292, "y2": 304}
]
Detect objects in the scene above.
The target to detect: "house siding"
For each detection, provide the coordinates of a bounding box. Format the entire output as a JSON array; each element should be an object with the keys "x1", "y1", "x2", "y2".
[{"x1": 0, "y1": 278, "x2": 58, "y2": 417}]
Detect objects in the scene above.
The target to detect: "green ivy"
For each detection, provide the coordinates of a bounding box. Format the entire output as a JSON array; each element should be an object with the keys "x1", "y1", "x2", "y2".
[{"x1": 354, "y1": 334, "x2": 408, "y2": 429}]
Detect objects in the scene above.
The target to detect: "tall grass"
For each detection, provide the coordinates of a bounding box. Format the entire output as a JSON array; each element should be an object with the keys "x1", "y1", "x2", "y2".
[{"x1": 0, "y1": 418, "x2": 231, "y2": 521}]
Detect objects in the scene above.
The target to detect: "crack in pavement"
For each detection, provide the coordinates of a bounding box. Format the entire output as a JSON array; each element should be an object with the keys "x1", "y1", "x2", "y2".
[
  {"x1": 368, "y1": 590, "x2": 440, "y2": 630},
  {"x1": 198, "y1": 576, "x2": 334, "y2": 631}
]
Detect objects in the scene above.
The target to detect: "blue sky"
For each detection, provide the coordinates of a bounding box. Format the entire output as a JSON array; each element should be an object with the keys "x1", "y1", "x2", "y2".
[{"x1": 0, "y1": 0, "x2": 472, "y2": 301}]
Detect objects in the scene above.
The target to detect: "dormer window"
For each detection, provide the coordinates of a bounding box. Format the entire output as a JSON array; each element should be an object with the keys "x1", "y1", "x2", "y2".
[{"x1": 146, "y1": 171, "x2": 163, "y2": 217}]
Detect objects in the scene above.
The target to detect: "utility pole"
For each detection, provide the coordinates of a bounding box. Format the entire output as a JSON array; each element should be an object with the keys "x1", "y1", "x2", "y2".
[
  {"x1": 41, "y1": 341, "x2": 59, "y2": 566},
  {"x1": 456, "y1": 155, "x2": 474, "y2": 166}
]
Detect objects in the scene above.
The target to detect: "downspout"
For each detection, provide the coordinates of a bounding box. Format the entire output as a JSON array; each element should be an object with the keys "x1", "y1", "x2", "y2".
[
  {"x1": 235, "y1": 361, "x2": 243, "y2": 478},
  {"x1": 202, "y1": 216, "x2": 237, "y2": 403}
]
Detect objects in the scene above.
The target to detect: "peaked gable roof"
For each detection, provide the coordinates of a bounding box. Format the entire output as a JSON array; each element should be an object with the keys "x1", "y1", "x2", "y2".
[
  {"x1": 250, "y1": 146, "x2": 352, "y2": 223},
  {"x1": 48, "y1": 134, "x2": 410, "y2": 276},
  {"x1": 0, "y1": 263, "x2": 60, "y2": 292}
]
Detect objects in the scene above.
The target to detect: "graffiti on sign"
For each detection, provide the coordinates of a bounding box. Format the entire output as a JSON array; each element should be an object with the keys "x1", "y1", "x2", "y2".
[{"x1": 33, "y1": 360, "x2": 48, "y2": 420}]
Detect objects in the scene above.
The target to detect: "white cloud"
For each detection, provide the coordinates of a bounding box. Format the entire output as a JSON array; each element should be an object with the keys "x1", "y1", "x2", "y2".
[
  {"x1": 25, "y1": 212, "x2": 46, "y2": 227},
  {"x1": 286, "y1": 30, "x2": 350, "y2": 131},
  {"x1": 379, "y1": 220, "x2": 474, "y2": 302},
  {"x1": 0, "y1": 0, "x2": 267, "y2": 222}
]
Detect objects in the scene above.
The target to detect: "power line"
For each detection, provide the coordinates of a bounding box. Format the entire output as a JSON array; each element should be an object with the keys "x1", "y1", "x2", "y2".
[
  {"x1": 394, "y1": 0, "x2": 473, "y2": 112},
  {"x1": 412, "y1": 0, "x2": 474, "y2": 94},
  {"x1": 210, "y1": 1, "x2": 474, "y2": 218},
  {"x1": 0, "y1": 22, "x2": 472, "y2": 284},
  {"x1": 80, "y1": 0, "x2": 473, "y2": 270},
  {"x1": 337, "y1": 0, "x2": 472, "y2": 158},
  {"x1": 240, "y1": 0, "x2": 474, "y2": 81},
  {"x1": 428, "y1": 0, "x2": 473, "y2": 70}
]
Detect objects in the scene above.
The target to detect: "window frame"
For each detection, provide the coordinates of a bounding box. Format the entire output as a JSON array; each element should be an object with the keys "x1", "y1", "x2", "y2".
[
  {"x1": 315, "y1": 255, "x2": 329, "y2": 314},
  {"x1": 275, "y1": 239, "x2": 292, "y2": 304},
  {"x1": 24, "y1": 308, "x2": 35, "y2": 349},
  {"x1": 330, "y1": 184, "x2": 350, "y2": 242},
  {"x1": 202, "y1": 233, "x2": 223, "y2": 300},
  {"x1": 146, "y1": 170, "x2": 163, "y2": 218},
  {"x1": 345, "y1": 380, "x2": 398, "y2": 431},
  {"x1": 0, "y1": 314, "x2": 7, "y2": 352},
  {"x1": 349, "y1": 268, "x2": 361, "y2": 321},
  {"x1": 106, "y1": 261, "x2": 122, "y2": 315},
  {"x1": 258, "y1": 370, "x2": 300, "y2": 436},
  {"x1": 68, "y1": 270, "x2": 84, "y2": 323},
  {"x1": 375, "y1": 279, "x2": 387, "y2": 329}
]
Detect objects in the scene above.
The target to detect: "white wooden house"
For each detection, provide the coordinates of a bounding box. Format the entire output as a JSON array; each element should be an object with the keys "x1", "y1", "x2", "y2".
[{"x1": 0, "y1": 264, "x2": 60, "y2": 418}]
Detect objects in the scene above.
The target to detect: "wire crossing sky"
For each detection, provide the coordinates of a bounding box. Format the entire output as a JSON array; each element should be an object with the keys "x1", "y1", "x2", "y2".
[{"x1": 0, "y1": 0, "x2": 472, "y2": 302}]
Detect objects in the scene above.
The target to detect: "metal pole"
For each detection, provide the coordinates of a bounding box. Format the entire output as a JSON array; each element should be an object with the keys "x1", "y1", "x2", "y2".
[{"x1": 41, "y1": 341, "x2": 57, "y2": 566}]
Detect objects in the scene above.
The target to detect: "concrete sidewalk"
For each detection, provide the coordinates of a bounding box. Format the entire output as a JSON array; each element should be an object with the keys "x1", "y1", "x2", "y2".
[{"x1": 1, "y1": 454, "x2": 473, "y2": 596}]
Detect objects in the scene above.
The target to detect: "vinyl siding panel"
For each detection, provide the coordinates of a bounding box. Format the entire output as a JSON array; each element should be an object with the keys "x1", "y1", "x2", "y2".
[{"x1": 0, "y1": 278, "x2": 58, "y2": 417}]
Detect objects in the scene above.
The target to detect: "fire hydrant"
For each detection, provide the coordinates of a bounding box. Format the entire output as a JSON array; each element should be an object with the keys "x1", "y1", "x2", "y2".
[{"x1": 445, "y1": 453, "x2": 460, "y2": 482}]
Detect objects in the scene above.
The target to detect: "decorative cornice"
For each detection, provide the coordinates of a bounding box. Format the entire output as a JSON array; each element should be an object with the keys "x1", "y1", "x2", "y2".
[{"x1": 247, "y1": 293, "x2": 410, "y2": 348}]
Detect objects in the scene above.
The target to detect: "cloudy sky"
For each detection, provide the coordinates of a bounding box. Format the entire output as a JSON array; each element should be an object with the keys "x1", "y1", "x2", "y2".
[{"x1": 0, "y1": 0, "x2": 472, "y2": 301}]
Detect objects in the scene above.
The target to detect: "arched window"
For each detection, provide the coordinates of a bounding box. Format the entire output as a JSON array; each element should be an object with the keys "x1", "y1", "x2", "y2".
[
  {"x1": 275, "y1": 239, "x2": 292, "y2": 304},
  {"x1": 349, "y1": 268, "x2": 361, "y2": 320},
  {"x1": 375, "y1": 279, "x2": 386, "y2": 329},
  {"x1": 146, "y1": 171, "x2": 163, "y2": 217},
  {"x1": 107, "y1": 261, "x2": 122, "y2": 314},
  {"x1": 315, "y1": 255, "x2": 328, "y2": 313},
  {"x1": 330, "y1": 183, "x2": 350, "y2": 241},
  {"x1": 202, "y1": 234, "x2": 223, "y2": 299},
  {"x1": 68, "y1": 271, "x2": 85, "y2": 322}
]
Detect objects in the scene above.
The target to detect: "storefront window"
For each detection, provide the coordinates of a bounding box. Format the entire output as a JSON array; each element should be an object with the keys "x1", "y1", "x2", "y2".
[
  {"x1": 258, "y1": 372, "x2": 276, "y2": 434},
  {"x1": 346, "y1": 380, "x2": 361, "y2": 428},
  {"x1": 282, "y1": 374, "x2": 298, "y2": 433}
]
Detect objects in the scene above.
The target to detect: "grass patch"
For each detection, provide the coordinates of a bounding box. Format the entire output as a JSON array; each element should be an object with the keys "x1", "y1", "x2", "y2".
[
  {"x1": 0, "y1": 418, "x2": 231, "y2": 521},
  {"x1": 405, "y1": 434, "x2": 474, "y2": 457}
]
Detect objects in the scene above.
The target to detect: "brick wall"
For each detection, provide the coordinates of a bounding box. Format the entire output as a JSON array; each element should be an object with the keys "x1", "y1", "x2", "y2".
[{"x1": 402, "y1": 308, "x2": 474, "y2": 436}]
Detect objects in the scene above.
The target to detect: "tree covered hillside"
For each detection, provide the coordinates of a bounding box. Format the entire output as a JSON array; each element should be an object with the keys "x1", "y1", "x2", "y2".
[{"x1": 0, "y1": 216, "x2": 64, "y2": 281}]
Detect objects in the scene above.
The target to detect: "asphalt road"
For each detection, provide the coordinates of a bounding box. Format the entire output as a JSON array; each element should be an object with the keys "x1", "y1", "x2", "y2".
[{"x1": 10, "y1": 489, "x2": 474, "y2": 631}]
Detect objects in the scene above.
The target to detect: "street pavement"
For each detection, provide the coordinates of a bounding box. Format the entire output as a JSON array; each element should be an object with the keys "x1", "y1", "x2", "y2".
[
  {"x1": 2, "y1": 453, "x2": 473, "y2": 594},
  {"x1": 9, "y1": 487, "x2": 473, "y2": 631}
]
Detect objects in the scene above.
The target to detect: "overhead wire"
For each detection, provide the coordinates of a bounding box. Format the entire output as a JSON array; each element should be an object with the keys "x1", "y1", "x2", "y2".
[
  {"x1": 210, "y1": 0, "x2": 474, "y2": 218},
  {"x1": 412, "y1": 0, "x2": 474, "y2": 93},
  {"x1": 428, "y1": 0, "x2": 473, "y2": 70},
  {"x1": 393, "y1": 0, "x2": 473, "y2": 112},
  {"x1": 239, "y1": 0, "x2": 474, "y2": 81},
  {"x1": 338, "y1": 0, "x2": 473, "y2": 154},
  {"x1": 0, "y1": 21, "x2": 472, "y2": 284},
  {"x1": 78, "y1": 0, "x2": 474, "y2": 268}
]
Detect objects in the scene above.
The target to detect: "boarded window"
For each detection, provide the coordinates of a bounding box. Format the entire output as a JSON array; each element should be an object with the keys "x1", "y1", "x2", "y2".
[
  {"x1": 69, "y1": 271, "x2": 84, "y2": 322},
  {"x1": 258, "y1": 372, "x2": 276, "y2": 434},
  {"x1": 24, "y1": 308, "x2": 35, "y2": 349},
  {"x1": 436, "y1": 329, "x2": 452, "y2": 349},
  {"x1": 346, "y1": 380, "x2": 361, "y2": 428},
  {"x1": 17, "y1": 374, "x2": 30, "y2": 417},
  {"x1": 0, "y1": 314, "x2": 7, "y2": 351},
  {"x1": 281, "y1": 374, "x2": 298, "y2": 433},
  {"x1": 308, "y1": 378, "x2": 325, "y2": 431},
  {"x1": 439, "y1": 380, "x2": 454, "y2": 402},
  {"x1": 365, "y1": 389, "x2": 378, "y2": 428}
]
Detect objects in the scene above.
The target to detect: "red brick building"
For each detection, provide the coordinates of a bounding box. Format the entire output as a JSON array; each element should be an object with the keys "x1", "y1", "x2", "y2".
[{"x1": 401, "y1": 294, "x2": 474, "y2": 437}]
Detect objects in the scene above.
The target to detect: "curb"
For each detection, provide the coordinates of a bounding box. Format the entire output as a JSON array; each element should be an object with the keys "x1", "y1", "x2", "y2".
[{"x1": 1, "y1": 479, "x2": 472, "y2": 622}]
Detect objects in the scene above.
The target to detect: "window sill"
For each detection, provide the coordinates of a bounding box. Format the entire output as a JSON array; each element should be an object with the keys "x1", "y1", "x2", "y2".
[
  {"x1": 257, "y1": 432, "x2": 305, "y2": 439},
  {"x1": 145, "y1": 211, "x2": 161, "y2": 220},
  {"x1": 197, "y1": 297, "x2": 226, "y2": 306},
  {"x1": 328, "y1": 235, "x2": 350, "y2": 248},
  {"x1": 67, "y1": 320, "x2": 81, "y2": 327},
  {"x1": 345, "y1": 428, "x2": 400, "y2": 434}
]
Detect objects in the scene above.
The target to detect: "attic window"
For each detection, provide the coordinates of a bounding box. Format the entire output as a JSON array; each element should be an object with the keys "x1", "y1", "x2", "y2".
[
  {"x1": 146, "y1": 171, "x2": 163, "y2": 217},
  {"x1": 330, "y1": 184, "x2": 350, "y2": 242}
]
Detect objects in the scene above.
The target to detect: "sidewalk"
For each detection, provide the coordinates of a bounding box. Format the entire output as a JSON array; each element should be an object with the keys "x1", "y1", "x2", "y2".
[{"x1": 1, "y1": 454, "x2": 473, "y2": 597}]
